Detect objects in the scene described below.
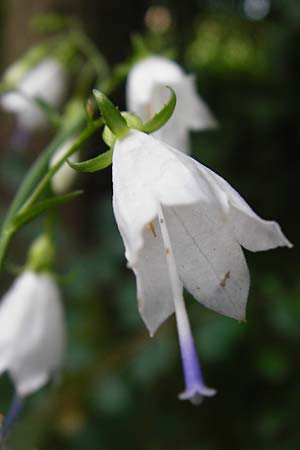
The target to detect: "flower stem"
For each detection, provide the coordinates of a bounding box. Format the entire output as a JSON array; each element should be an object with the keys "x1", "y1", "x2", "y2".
[{"x1": 18, "y1": 118, "x2": 103, "y2": 214}]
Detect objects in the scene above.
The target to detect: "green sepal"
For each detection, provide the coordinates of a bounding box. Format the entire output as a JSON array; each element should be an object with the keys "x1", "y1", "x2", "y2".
[
  {"x1": 102, "y1": 126, "x2": 115, "y2": 147},
  {"x1": 122, "y1": 112, "x2": 143, "y2": 130},
  {"x1": 11, "y1": 190, "x2": 83, "y2": 229},
  {"x1": 142, "y1": 86, "x2": 176, "y2": 134},
  {"x1": 102, "y1": 112, "x2": 142, "y2": 147},
  {"x1": 93, "y1": 89, "x2": 129, "y2": 139},
  {"x1": 68, "y1": 148, "x2": 113, "y2": 173}
]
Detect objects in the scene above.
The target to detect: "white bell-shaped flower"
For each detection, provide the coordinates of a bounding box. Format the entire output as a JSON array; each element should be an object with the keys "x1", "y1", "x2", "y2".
[
  {"x1": 50, "y1": 138, "x2": 79, "y2": 194},
  {"x1": 0, "y1": 271, "x2": 65, "y2": 397},
  {"x1": 0, "y1": 58, "x2": 68, "y2": 131},
  {"x1": 112, "y1": 129, "x2": 291, "y2": 403},
  {"x1": 126, "y1": 56, "x2": 217, "y2": 153}
]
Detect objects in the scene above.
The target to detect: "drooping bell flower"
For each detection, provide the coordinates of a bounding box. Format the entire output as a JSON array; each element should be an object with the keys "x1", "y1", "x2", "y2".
[
  {"x1": 0, "y1": 270, "x2": 65, "y2": 398},
  {"x1": 0, "y1": 58, "x2": 68, "y2": 131},
  {"x1": 126, "y1": 55, "x2": 217, "y2": 153},
  {"x1": 0, "y1": 236, "x2": 65, "y2": 398},
  {"x1": 71, "y1": 90, "x2": 291, "y2": 404},
  {"x1": 50, "y1": 138, "x2": 79, "y2": 194},
  {"x1": 111, "y1": 129, "x2": 291, "y2": 402}
]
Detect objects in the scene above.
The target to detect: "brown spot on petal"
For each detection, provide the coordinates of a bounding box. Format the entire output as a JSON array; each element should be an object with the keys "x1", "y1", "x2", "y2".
[
  {"x1": 220, "y1": 271, "x2": 231, "y2": 288},
  {"x1": 165, "y1": 248, "x2": 170, "y2": 255},
  {"x1": 147, "y1": 221, "x2": 157, "y2": 237}
]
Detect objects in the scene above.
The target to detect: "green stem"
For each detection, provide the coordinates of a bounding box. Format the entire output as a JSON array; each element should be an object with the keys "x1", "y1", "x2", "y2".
[
  {"x1": 0, "y1": 228, "x2": 16, "y2": 272},
  {"x1": 19, "y1": 118, "x2": 103, "y2": 214},
  {"x1": 0, "y1": 117, "x2": 103, "y2": 273},
  {"x1": 0, "y1": 44, "x2": 119, "y2": 274},
  {"x1": 3, "y1": 120, "x2": 84, "y2": 226}
]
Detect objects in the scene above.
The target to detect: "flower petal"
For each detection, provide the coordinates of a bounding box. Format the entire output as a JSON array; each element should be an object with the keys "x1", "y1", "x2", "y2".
[
  {"x1": 196, "y1": 164, "x2": 292, "y2": 251},
  {"x1": 164, "y1": 204, "x2": 250, "y2": 321},
  {"x1": 130, "y1": 217, "x2": 175, "y2": 336},
  {"x1": 170, "y1": 75, "x2": 217, "y2": 131},
  {"x1": 0, "y1": 271, "x2": 65, "y2": 396},
  {"x1": 112, "y1": 130, "x2": 207, "y2": 264},
  {"x1": 126, "y1": 56, "x2": 184, "y2": 116},
  {"x1": 12, "y1": 273, "x2": 65, "y2": 396},
  {"x1": 126, "y1": 56, "x2": 216, "y2": 153}
]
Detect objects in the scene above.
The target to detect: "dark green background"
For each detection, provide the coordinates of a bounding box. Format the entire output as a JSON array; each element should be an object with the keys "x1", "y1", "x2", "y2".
[{"x1": 0, "y1": 1, "x2": 299, "y2": 449}]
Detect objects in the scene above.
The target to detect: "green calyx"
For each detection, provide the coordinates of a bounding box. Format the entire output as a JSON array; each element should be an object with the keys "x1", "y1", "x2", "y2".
[
  {"x1": 69, "y1": 87, "x2": 176, "y2": 174},
  {"x1": 93, "y1": 90, "x2": 129, "y2": 140},
  {"x1": 26, "y1": 234, "x2": 55, "y2": 273},
  {"x1": 93, "y1": 87, "x2": 176, "y2": 140},
  {"x1": 102, "y1": 112, "x2": 143, "y2": 146}
]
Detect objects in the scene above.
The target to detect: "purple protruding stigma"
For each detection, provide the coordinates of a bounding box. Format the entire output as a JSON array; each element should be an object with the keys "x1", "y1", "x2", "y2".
[
  {"x1": 177, "y1": 330, "x2": 216, "y2": 405},
  {"x1": 0, "y1": 394, "x2": 23, "y2": 444}
]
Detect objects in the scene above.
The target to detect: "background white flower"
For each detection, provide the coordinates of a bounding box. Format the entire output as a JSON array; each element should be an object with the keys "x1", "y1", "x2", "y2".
[
  {"x1": 0, "y1": 271, "x2": 65, "y2": 397},
  {"x1": 0, "y1": 58, "x2": 68, "y2": 131},
  {"x1": 126, "y1": 56, "x2": 217, "y2": 153}
]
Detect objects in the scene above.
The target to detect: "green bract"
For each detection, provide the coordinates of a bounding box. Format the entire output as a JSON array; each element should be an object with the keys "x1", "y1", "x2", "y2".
[
  {"x1": 69, "y1": 88, "x2": 177, "y2": 174},
  {"x1": 93, "y1": 90, "x2": 129, "y2": 139},
  {"x1": 141, "y1": 86, "x2": 176, "y2": 134},
  {"x1": 68, "y1": 149, "x2": 113, "y2": 173}
]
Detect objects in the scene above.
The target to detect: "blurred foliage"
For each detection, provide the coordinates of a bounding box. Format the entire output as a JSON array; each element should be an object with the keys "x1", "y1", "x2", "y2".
[{"x1": 0, "y1": 1, "x2": 299, "y2": 450}]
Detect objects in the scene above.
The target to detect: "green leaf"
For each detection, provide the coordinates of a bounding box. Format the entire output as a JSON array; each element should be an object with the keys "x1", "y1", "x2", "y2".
[
  {"x1": 142, "y1": 86, "x2": 176, "y2": 134},
  {"x1": 93, "y1": 90, "x2": 129, "y2": 139},
  {"x1": 68, "y1": 148, "x2": 113, "y2": 173},
  {"x1": 11, "y1": 190, "x2": 83, "y2": 229}
]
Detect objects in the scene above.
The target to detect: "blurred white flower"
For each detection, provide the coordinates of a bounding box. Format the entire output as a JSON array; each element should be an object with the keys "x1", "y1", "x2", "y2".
[
  {"x1": 0, "y1": 58, "x2": 68, "y2": 131},
  {"x1": 50, "y1": 138, "x2": 79, "y2": 194},
  {"x1": 126, "y1": 56, "x2": 217, "y2": 153},
  {"x1": 112, "y1": 129, "x2": 291, "y2": 403},
  {"x1": 0, "y1": 271, "x2": 65, "y2": 397}
]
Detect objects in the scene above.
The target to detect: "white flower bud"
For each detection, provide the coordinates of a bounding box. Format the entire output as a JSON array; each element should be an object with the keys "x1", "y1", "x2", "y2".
[{"x1": 0, "y1": 271, "x2": 65, "y2": 397}]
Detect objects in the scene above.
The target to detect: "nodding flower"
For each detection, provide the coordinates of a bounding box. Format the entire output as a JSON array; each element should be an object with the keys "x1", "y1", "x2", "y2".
[
  {"x1": 111, "y1": 129, "x2": 291, "y2": 404},
  {"x1": 0, "y1": 270, "x2": 65, "y2": 398}
]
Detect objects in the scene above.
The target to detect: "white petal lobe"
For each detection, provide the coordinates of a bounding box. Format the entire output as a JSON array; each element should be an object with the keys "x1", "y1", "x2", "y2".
[
  {"x1": 165, "y1": 205, "x2": 250, "y2": 320},
  {"x1": 112, "y1": 130, "x2": 211, "y2": 264},
  {"x1": 131, "y1": 218, "x2": 175, "y2": 336},
  {"x1": 195, "y1": 164, "x2": 292, "y2": 251}
]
